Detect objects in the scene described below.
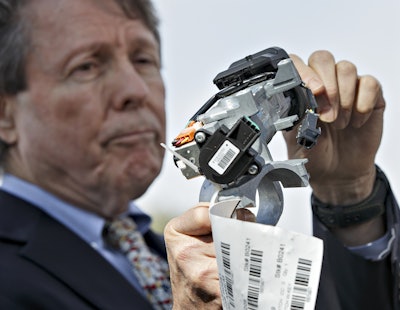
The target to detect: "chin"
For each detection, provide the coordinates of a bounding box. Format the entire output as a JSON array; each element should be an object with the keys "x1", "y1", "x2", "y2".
[{"x1": 128, "y1": 163, "x2": 163, "y2": 198}]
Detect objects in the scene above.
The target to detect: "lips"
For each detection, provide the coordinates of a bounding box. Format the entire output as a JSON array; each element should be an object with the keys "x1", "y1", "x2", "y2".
[
  {"x1": 99, "y1": 111, "x2": 165, "y2": 149},
  {"x1": 104, "y1": 129, "x2": 158, "y2": 147}
]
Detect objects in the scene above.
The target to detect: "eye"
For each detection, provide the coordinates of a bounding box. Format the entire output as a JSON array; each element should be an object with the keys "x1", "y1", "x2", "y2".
[
  {"x1": 135, "y1": 55, "x2": 157, "y2": 67},
  {"x1": 70, "y1": 60, "x2": 102, "y2": 81},
  {"x1": 136, "y1": 55, "x2": 151, "y2": 64},
  {"x1": 77, "y1": 62, "x2": 96, "y2": 71},
  {"x1": 132, "y1": 52, "x2": 160, "y2": 75}
]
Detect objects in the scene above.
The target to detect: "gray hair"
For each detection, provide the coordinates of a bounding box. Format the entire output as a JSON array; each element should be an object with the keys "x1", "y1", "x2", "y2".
[{"x1": 0, "y1": 0, "x2": 160, "y2": 160}]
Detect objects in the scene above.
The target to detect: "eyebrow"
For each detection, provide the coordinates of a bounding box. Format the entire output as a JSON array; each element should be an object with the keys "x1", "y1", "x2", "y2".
[
  {"x1": 60, "y1": 41, "x2": 108, "y2": 64},
  {"x1": 59, "y1": 35, "x2": 159, "y2": 67},
  {"x1": 127, "y1": 35, "x2": 160, "y2": 56}
]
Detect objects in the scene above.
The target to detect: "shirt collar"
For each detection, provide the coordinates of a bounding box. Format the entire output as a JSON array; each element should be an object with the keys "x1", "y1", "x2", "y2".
[{"x1": 0, "y1": 173, "x2": 152, "y2": 245}]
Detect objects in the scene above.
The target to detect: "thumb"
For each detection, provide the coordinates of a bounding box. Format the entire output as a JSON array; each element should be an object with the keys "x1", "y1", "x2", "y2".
[{"x1": 166, "y1": 203, "x2": 212, "y2": 236}]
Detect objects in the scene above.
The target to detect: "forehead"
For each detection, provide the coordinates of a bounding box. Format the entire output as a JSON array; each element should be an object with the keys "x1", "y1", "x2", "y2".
[
  {"x1": 26, "y1": 0, "x2": 124, "y2": 26},
  {"x1": 24, "y1": 0, "x2": 157, "y2": 49}
]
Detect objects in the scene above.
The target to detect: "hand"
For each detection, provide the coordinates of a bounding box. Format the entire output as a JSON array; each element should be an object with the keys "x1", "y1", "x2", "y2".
[
  {"x1": 285, "y1": 50, "x2": 385, "y2": 205},
  {"x1": 164, "y1": 203, "x2": 222, "y2": 310}
]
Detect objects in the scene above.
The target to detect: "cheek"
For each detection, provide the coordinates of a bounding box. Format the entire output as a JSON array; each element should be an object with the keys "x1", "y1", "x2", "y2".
[
  {"x1": 51, "y1": 87, "x2": 102, "y2": 125},
  {"x1": 16, "y1": 86, "x2": 104, "y2": 164},
  {"x1": 155, "y1": 106, "x2": 166, "y2": 143},
  {"x1": 149, "y1": 79, "x2": 167, "y2": 139}
]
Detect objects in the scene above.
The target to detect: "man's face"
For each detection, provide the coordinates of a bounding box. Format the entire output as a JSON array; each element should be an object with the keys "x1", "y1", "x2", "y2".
[{"x1": 6, "y1": 0, "x2": 166, "y2": 217}]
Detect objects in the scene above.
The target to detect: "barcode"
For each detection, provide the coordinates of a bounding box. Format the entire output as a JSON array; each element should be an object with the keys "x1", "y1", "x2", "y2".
[
  {"x1": 220, "y1": 242, "x2": 235, "y2": 308},
  {"x1": 209, "y1": 141, "x2": 239, "y2": 175},
  {"x1": 290, "y1": 258, "x2": 312, "y2": 310},
  {"x1": 218, "y1": 149, "x2": 236, "y2": 170},
  {"x1": 247, "y1": 249, "x2": 263, "y2": 310}
]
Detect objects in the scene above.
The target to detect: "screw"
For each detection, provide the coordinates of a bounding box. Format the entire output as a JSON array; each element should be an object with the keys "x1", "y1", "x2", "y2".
[
  {"x1": 248, "y1": 164, "x2": 259, "y2": 175},
  {"x1": 195, "y1": 132, "x2": 207, "y2": 143}
]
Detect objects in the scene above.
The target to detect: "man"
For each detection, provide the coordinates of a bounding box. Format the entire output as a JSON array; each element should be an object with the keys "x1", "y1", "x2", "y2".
[
  {"x1": 165, "y1": 52, "x2": 399, "y2": 309},
  {"x1": 0, "y1": 1, "x2": 396, "y2": 310},
  {"x1": 0, "y1": 0, "x2": 169, "y2": 309}
]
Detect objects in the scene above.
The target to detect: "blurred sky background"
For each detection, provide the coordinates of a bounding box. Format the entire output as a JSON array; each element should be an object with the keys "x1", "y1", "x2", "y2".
[{"x1": 137, "y1": 0, "x2": 400, "y2": 234}]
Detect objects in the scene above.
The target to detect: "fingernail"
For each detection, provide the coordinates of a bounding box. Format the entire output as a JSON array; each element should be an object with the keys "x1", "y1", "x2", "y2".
[{"x1": 319, "y1": 108, "x2": 337, "y2": 123}]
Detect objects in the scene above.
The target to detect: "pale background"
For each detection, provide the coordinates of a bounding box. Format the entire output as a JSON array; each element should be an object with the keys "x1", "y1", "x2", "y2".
[{"x1": 137, "y1": 0, "x2": 400, "y2": 234}]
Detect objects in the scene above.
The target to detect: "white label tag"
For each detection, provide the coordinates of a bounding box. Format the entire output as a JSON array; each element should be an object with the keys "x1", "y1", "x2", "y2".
[
  {"x1": 209, "y1": 140, "x2": 240, "y2": 175},
  {"x1": 210, "y1": 199, "x2": 323, "y2": 310}
]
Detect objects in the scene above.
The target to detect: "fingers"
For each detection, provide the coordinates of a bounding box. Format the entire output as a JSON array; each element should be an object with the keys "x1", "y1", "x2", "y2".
[
  {"x1": 307, "y1": 51, "x2": 339, "y2": 123},
  {"x1": 290, "y1": 54, "x2": 325, "y2": 94},
  {"x1": 292, "y1": 51, "x2": 384, "y2": 129},
  {"x1": 164, "y1": 203, "x2": 216, "y2": 265},
  {"x1": 164, "y1": 204, "x2": 222, "y2": 309},
  {"x1": 351, "y1": 75, "x2": 385, "y2": 128},
  {"x1": 236, "y1": 208, "x2": 256, "y2": 222},
  {"x1": 291, "y1": 51, "x2": 339, "y2": 123},
  {"x1": 166, "y1": 202, "x2": 211, "y2": 236},
  {"x1": 335, "y1": 60, "x2": 357, "y2": 128}
]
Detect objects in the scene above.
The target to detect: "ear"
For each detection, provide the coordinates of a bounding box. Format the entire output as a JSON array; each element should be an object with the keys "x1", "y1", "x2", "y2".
[{"x1": 0, "y1": 95, "x2": 17, "y2": 145}]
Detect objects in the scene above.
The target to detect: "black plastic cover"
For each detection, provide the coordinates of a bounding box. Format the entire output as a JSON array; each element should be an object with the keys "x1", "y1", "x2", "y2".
[{"x1": 213, "y1": 47, "x2": 289, "y2": 90}]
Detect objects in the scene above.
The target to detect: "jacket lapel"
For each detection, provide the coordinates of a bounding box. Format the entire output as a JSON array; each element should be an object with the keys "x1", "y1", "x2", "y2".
[{"x1": 0, "y1": 191, "x2": 154, "y2": 309}]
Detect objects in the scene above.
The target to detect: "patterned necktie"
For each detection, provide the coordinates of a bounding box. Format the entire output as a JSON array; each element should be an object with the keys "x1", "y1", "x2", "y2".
[{"x1": 103, "y1": 217, "x2": 172, "y2": 309}]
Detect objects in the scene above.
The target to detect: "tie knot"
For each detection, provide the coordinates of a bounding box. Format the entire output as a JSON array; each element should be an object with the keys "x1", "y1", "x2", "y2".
[{"x1": 103, "y1": 217, "x2": 138, "y2": 250}]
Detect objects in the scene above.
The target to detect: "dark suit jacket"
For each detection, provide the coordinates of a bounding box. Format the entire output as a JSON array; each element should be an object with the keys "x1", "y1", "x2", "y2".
[
  {"x1": 0, "y1": 190, "x2": 166, "y2": 310},
  {"x1": 314, "y1": 178, "x2": 399, "y2": 310},
  {"x1": 1, "y1": 183, "x2": 399, "y2": 310}
]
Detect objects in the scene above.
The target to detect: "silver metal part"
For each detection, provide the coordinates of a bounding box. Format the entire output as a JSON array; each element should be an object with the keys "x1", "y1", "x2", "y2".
[
  {"x1": 197, "y1": 60, "x2": 301, "y2": 146},
  {"x1": 264, "y1": 59, "x2": 302, "y2": 96},
  {"x1": 199, "y1": 159, "x2": 309, "y2": 225},
  {"x1": 198, "y1": 88, "x2": 259, "y2": 130},
  {"x1": 169, "y1": 53, "x2": 319, "y2": 226},
  {"x1": 194, "y1": 132, "x2": 207, "y2": 144},
  {"x1": 171, "y1": 141, "x2": 201, "y2": 179},
  {"x1": 274, "y1": 115, "x2": 299, "y2": 131},
  {"x1": 248, "y1": 164, "x2": 259, "y2": 175}
]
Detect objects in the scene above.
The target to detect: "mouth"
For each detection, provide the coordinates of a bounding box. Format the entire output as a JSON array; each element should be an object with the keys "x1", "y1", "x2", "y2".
[{"x1": 104, "y1": 130, "x2": 158, "y2": 148}]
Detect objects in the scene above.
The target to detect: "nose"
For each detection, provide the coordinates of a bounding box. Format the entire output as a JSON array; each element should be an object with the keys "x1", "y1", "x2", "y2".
[{"x1": 110, "y1": 60, "x2": 149, "y2": 111}]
